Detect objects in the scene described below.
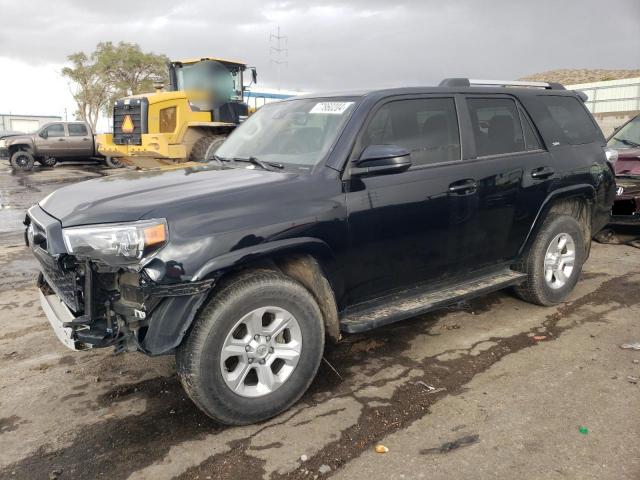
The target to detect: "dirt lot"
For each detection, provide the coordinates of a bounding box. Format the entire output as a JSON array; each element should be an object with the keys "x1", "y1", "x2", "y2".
[{"x1": 0, "y1": 162, "x2": 639, "y2": 480}]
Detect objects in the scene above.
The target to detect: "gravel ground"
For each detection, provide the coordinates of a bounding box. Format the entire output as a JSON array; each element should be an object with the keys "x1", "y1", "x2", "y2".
[{"x1": 0, "y1": 162, "x2": 639, "y2": 480}]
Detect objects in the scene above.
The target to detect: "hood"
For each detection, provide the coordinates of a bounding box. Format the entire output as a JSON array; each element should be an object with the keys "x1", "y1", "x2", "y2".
[
  {"x1": 4, "y1": 133, "x2": 34, "y2": 145},
  {"x1": 39, "y1": 164, "x2": 294, "y2": 227},
  {"x1": 614, "y1": 147, "x2": 640, "y2": 177}
]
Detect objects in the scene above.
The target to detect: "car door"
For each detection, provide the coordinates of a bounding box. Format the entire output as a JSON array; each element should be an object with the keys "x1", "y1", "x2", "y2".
[
  {"x1": 343, "y1": 95, "x2": 481, "y2": 305},
  {"x1": 66, "y1": 123, "x2": 93, "y2": 157},
  {"x1": 455, "y1": 95, "x2": 555, "y2": 271},
  {"x1": 35, "y1": 123, "x2": 67, "y2": 157}
]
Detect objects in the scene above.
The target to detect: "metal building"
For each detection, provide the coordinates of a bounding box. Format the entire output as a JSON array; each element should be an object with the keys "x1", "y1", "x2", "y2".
[
  {"x1": 566, "y1": 77, "x2": 640, "y2": 136},
  {"x1": 243, "y1": 88, "x2": 306, "y2": 110},
  {"x1": 0, "y1": 114, "x2": 62, "y2": 134}
]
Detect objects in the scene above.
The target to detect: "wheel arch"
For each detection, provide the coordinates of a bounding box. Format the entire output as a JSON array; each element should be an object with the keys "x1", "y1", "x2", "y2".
[
  {"x1": 8, "y1": 143, "x2": 35, "y2": 156},
  {"x1": 143, "y1": 238, "x2": 340, "y2": 354},
  {"x1": 519, "y1": 185, "x2": 595, "y2": 259}
]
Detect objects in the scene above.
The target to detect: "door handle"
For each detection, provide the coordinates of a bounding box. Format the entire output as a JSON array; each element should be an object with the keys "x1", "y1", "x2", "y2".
[
  {"x1": 448, "y1": 179, "x2": 478, "y2": 195},
  {"x1": 58, "y1": 138, "x2": 65, "y2": 142},
  {"x1": 531, "y1": 166, "x2": 555, "y2": 179},
  {"x1": 82, "y1": 138, "x2": 90, "y2": 141}
]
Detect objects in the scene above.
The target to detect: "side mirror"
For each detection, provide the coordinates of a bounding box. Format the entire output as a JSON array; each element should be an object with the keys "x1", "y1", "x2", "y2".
[
  {"x1": 39, "y1": 130, "x2": 48, "y2": 139},
  {"x1": 351, "y1": 145, "x2": 412, "y2": 177}
]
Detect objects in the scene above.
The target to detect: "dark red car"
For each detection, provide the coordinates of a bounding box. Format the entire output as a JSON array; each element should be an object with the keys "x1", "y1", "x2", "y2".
[{"x1": 608, "y1": 114, "x2": 640, "y2": 225}]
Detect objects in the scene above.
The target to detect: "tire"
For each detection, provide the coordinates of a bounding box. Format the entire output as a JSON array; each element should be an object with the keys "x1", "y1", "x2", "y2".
[
  {"x1": 38, "y1": 157, "x2": 57, "y2": 167},
  {"x1": 188, "y1": 134, "x2": 226, "y2": 162},
  {"x1": 514, "y1": 214, "x2": 586, "y2": 306},
  {"x1": 105, "y1": 157, "x2": 124, "y2": 168},
  {"x1": 177, "y1": 270, "x2": 325, "y2": 425},
  {"x1": 10, "y1": 150, "x2": 35, "y2": 171}
]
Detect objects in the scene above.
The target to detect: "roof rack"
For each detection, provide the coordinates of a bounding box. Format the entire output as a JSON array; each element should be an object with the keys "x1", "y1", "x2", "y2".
[{"x1": 439, "y1": 78, "x2": 565, "y2": 90}]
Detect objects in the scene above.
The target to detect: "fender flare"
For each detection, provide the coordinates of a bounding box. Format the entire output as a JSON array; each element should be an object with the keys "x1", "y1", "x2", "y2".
[
  {"x1": 192, "y1": 237, "x2": 336, "y2": 281},
  {"x1": 518, "y1": 184, "x2": 596, "y2": 257}
]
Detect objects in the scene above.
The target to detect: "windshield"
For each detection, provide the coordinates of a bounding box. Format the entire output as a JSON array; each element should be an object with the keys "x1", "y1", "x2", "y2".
[
  {"x1": 216, "y1": 97, "x2": 358, "y2": 170},
  {"x1": 175, "y1": 61, "x2": 241, "y2": 103},
  {"x1": 608, "y1": 115, "x2": 640, "y2": 149}
]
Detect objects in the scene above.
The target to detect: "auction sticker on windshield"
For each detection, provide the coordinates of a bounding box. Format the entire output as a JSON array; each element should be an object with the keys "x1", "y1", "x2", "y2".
[{"x1": 310, "y1": 102, "x2": 354, "y2": 114}]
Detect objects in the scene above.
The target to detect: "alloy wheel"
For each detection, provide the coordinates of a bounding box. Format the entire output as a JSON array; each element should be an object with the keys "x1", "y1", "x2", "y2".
[
  {"x1": 543, "y1": 232, "x2": 576, "y2": 289},
  {"x1": 220, "y1": 306, "x2": 302, "y2": 397}
]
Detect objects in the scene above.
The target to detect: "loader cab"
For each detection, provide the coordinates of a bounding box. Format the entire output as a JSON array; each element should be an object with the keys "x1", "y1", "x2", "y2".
[{"x1": 168, "y1": 58, "x2": 256, "y2": 117}]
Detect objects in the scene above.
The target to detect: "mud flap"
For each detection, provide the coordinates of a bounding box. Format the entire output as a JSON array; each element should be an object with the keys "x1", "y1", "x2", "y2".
[{"x1": 141, "y1": 291, "x2": 208, "y2": 355}]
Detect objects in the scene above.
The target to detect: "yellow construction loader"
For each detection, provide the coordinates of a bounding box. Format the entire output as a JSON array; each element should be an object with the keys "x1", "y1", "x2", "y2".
[{"x1": 96, "y1": 57, "x2": 257, "y2": 169}]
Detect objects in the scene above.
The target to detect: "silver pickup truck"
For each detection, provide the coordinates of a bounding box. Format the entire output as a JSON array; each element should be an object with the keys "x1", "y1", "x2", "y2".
[{"x1": 0, "y1": 121, "x2": 107, "y2": 170}]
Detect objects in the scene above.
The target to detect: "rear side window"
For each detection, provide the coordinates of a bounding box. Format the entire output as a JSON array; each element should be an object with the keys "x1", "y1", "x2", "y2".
[
  {"x1": 45, "y1": 124, "x2": 65, "y2": 137},
  {"x1": 68, "y1": 124, "x2": 88, "y2": 136},
  {"x1": 362, "y1": 97, "x2": 460, "y2": 166},
  {"x1": 466, "y1": 98, "x2": 526, "y2": 156},
  {"x1": 538, "y1": 96, "x2": 598, "y2": 145}
]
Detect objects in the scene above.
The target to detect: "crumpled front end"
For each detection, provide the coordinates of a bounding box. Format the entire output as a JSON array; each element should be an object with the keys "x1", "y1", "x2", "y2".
[
  {"x1": 26, "y1": 205, "x2": 213, "y2": 355},
  {"x1": 610, "y1": 178, "x2": 640, "y2": 226}
]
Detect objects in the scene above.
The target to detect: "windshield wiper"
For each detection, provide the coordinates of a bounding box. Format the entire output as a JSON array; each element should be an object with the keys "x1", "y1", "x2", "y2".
[
  {"x1": 229, "y1": 156, "x2": 284, "y2": 171},
  {"x1": 613, "y1": 137, "x2": 640, "y2": 148}
]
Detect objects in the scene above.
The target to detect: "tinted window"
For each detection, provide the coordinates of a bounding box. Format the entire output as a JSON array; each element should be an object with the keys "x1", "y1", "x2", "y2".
[
  {"x1": 466, "y1": 98, "x2": 525, "y2": 156},
  {"x1": 539, "y1": 96, "x2": 598, "y2": 145},
  {"x1": 363, "y1": 98, "x2": 460, "y2": 166},
  {"x1": 68, "y1": 124, "x2": 88, "y2": 136},
  {"x1": 519, "y1": 107, "x2": 542, "y2": 150},
  {"x1": 45, "y1": 124, "x2": 65, "y2": 137}
]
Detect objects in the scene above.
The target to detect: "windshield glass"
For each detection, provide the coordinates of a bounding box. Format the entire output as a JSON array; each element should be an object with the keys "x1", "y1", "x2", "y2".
[
  {"x1": 216, "y1": 97, "x2": 358, "y2": 170},
  {"x1": 175, "y1": 61, "x2": 241, "y2": 103},
  {"x1": 608, "y1": 115, "x2": 640, "y2": 149}
]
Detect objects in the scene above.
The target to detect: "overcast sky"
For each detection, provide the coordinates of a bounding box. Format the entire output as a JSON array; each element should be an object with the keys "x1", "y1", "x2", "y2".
[{"x1": 0, "y1": 0, "x2": 638, "y2": 130}]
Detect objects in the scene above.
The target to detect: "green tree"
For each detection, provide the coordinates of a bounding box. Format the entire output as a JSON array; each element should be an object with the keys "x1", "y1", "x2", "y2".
[
  {"x1": 62, "y1": 52, "x2": 110, "y2": 130},
  {"x1": 62, "y1": 42, "x2": 169, "y2": 130}
]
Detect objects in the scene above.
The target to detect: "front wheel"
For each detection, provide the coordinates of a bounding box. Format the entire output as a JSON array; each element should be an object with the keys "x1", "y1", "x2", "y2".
[
  {"x1": 514, "y1": 214, "x2": 586, "y2": 306},
  {"x1": 10, "y1": 150, "x2": 35, "y2": 171},
  {"x1": 177, "y1": 270, "x2": 325, "y2": 425}
]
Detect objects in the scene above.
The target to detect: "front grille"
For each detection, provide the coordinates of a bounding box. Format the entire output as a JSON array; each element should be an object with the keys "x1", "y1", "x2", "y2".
[
  {"x1": 33, "y1": 247, "x2": 81, "y2": 312},
  {"x1": 113, "y1": 97, "x2": 148, "y2": 145},
  {"x1": 612, "y1": 198, "x2": 637, "y2": 216}
]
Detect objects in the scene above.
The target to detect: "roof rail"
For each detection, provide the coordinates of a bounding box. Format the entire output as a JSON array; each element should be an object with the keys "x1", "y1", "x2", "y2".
[{"x1": 439, "y1": 78, "x2": 565, "y2": 90}]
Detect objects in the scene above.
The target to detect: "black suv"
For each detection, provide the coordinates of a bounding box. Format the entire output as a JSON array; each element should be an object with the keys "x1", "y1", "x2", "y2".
[{"x1": 26, "y1": 78, "x2": 616, "y2": 425}]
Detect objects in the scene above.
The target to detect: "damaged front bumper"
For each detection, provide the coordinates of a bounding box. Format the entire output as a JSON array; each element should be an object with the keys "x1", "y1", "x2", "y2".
[{"x1": 27, "y1": 205, "x2": 214, "y2": 356}]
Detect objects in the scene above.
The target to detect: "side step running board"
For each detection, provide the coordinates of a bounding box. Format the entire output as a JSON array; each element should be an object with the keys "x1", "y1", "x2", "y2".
[{"x1": 340, "y1": 269, "x2": 526, "y2": 334}]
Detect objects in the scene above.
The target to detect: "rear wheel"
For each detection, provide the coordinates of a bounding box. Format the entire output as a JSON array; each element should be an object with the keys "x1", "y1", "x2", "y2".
[
  {"x1": 176, "y1": 270, "x2": 324, "y2": 425},
  {"x1": 105, "y1": 157, "x2": 124, "y2": 168},
  {"x1": 189, "y1": 134, "x2": 226, "y2": 162},
  {"x1": 514, "y1": 214, "x2": 586, "y2": 306},
  {"x1": 10, "y1": 150, "x2": 35, "y2": 171},
  {"x1": 38, "y1": 157, "x2": 57, "y2": 167}
]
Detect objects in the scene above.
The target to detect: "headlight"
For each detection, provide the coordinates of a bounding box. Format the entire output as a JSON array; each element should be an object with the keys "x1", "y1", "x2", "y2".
[
  {"x1": 62, "y1": 219, "x2": 167, "y2": 265},
  {"x1": 0, "y1": 139, "x2": 6, "y2": 148}
]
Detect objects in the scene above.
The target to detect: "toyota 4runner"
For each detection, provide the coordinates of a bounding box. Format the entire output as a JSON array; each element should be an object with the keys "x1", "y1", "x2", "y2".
[{"x1": 26, "y1": 78, "x2": 616, "y2": 425}]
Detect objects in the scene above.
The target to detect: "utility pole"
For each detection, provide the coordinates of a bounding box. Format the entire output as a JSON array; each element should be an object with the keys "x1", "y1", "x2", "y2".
[{"x1": 270, "y1": 25, "x2": 288, "y2": 90}]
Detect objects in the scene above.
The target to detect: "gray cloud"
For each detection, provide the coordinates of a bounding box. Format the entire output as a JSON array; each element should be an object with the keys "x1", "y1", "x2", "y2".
[{"x1": 0, "y1": 0, "x2": 638, "y2": 91}]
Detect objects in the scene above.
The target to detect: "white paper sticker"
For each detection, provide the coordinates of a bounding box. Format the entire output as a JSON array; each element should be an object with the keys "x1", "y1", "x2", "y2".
[{"x1": 309, "y1": 102, "x2": 354, "y2": 115}]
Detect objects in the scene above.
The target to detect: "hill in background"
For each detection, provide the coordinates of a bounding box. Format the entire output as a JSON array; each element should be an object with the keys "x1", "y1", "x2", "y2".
[{"x1": 519, "y1": 69, "x2": 640, "y2": 85}]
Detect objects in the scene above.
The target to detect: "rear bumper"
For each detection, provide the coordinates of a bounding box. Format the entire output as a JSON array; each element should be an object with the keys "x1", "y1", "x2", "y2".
[{"x1": 39, "y1": 289, "x2": 91, "y2": 351}]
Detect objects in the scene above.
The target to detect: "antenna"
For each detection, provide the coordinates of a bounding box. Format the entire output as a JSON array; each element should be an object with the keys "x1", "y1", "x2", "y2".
[{"x1": 269, "y1": 25, "x2": 288, "y2": 90}]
